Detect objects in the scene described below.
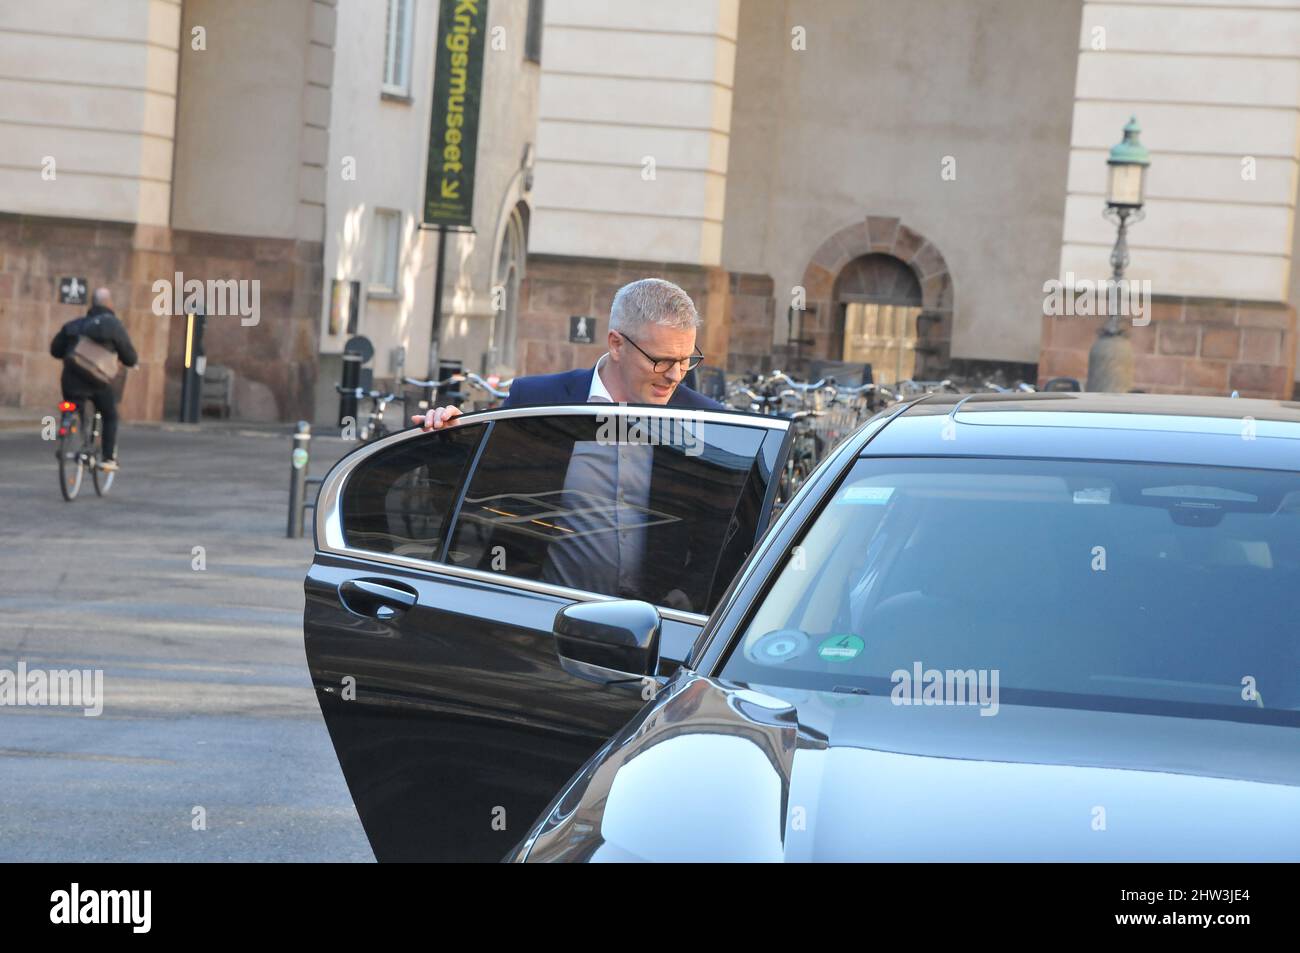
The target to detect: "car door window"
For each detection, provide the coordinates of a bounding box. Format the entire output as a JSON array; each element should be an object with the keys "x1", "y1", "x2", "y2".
[
  {"x1": 340, "y1": 424, "x2": 486, "y2": 561},
  {"x1": 446, "y1": 412, "x2": 778, "y2": 614}
]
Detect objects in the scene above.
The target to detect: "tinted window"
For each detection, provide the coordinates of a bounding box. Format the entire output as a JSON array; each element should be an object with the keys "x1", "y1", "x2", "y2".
[
  {"x1": 723, "y1": 457, "x2": 1300, "y2": 724},
  {"x1": 341, "y1": 424, "x2": 485, "y2": 560},
  {"x1": 447, "y1": 413, "x2": 776, "y2": 614}
]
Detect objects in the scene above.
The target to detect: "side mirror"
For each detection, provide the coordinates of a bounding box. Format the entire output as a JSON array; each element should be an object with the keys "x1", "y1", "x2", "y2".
[{"x1": 554, "y1": 600, "x2": 661, "y2": 685}]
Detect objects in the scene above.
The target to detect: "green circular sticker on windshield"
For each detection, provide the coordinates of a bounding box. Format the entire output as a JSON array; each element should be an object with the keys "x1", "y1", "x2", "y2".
[{"x1": 817, "y1": 634, "x2": 864, "y2": 662}]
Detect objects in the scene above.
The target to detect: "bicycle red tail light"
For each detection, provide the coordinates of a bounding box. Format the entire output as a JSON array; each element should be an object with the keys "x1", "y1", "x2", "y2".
[{"x1": 59, "y1": 401, "x2": 76, "y2": 412}]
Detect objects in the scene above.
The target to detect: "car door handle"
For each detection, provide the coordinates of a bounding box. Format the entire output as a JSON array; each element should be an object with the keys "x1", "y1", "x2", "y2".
[{"x1": 339, "y1": 578, "x2": 419, "y2": 621}]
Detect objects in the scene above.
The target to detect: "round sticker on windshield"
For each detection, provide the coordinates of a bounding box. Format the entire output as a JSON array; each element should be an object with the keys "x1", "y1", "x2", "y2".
[
  {"x1": 746, "y1": 629, "x2": 810, "y2": 666},
  {"x1": 817, "y1": 634, "x2": 865, "y2": 663}
]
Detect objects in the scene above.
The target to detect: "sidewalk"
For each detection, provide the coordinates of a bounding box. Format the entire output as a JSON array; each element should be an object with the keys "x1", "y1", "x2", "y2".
[
  {"x1": 0, "y1": 422, "x2": 370, "y2": 860},
  {"x1": 0, "y1": 406, "x2": 356, "y2": 442}
]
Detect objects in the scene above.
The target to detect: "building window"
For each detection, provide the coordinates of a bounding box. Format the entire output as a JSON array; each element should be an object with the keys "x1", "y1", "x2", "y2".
[
  {"x1": 370, "y1": 209, "x2": 401, "y2": 295},
  {"x1": 383, "y1": 0, "x2": 415, "y2": 96},
  {"x1": 524, "y1": 0, "x2": 544, "y2": 63}
]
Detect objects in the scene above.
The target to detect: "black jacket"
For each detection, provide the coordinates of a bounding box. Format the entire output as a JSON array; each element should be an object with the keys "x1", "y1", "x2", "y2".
[
  {"x1": 50, "y1": 306, "x2": 139, "y2": 392},
  {"x1": 501, "y1": 366, "x2": 724, "y2": 411}
]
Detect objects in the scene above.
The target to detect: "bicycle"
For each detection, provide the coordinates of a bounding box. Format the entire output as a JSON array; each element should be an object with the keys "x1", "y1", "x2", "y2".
[
  {"x1": 981, "y1": 379, "x2": 1037, "y2": 394},
  {"x1": 336, "y1": 384, "x2": 400, "y2": 442},
  {"x1": 55, "y1": 399, "x2": 115, "y2": 501},
  {"x1": 403, "y1": 372, "x2": 512, "y2": 414},
  {"x1": 454, "y1": 372, "x2": 512, "y2": 410},
  {"x1": 781, "y1": 408, "x2": 826, "y2": 497}
]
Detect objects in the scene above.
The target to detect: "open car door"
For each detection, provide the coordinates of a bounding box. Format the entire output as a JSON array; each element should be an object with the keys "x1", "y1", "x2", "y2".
[{"x1": 304, "y1": 403, "x2": 791, "y2": 860}]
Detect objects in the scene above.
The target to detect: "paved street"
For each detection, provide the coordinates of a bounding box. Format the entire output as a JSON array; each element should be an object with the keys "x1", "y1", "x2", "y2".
[{"x1": 0, "y1": 421, "x2": 373, "y2": 861}]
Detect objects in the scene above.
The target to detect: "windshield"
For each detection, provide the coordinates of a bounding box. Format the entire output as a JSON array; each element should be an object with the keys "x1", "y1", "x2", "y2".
[{"x1": 720, "y1": 457, "x2": 1300, "y2": 725}]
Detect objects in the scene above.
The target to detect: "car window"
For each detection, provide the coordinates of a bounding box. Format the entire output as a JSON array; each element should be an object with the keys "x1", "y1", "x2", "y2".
[
  {"x1": 721, "y1": 456, "x2": 1300, "y2": 724},
  {"x1": 340, "y1": 424, "x2": 486, "y2": 560},
  {"x1": 445, "y1": 412, "x2": 777, "y2": 614}
]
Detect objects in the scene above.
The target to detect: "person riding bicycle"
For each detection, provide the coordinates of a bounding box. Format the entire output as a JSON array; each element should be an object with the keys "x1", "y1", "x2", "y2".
[{"x1": 49, "y1": 288, "x2": 138, "y2": 472}]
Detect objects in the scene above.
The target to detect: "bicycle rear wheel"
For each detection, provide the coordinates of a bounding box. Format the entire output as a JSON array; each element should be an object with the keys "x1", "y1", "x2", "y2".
[
  {"x1": 57, "y1": 432, "x2": 84, "y2": 501},
  {"x1": 92, "y1": 460, "x2": 115, "y2": 496},
  {"x1": 91, "y1": 413, "x2": 114, "y2": 496}
]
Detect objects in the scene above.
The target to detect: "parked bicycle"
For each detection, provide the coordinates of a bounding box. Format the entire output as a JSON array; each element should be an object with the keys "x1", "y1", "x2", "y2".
[
  {"x1": 404, "y1": 372, "x2": 512, "y2": 414},
  {"x1": 336, "y1": 384, "x2": 400, "y2": 442},
  {"x1": 981, "y1": 380, "x2": 1037, "y2": 394},
  {"x1": 457, "y1": 372, "x2": 512, "y2": 409},
  {"x1": 54, "y1": 399, "x2": 115, "y2": 501}
]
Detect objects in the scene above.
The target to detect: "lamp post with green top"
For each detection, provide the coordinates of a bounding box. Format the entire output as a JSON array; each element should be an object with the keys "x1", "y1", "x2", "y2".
[{"x1": 1087, "y1": 116, "x2": 1151, "y2": 392}]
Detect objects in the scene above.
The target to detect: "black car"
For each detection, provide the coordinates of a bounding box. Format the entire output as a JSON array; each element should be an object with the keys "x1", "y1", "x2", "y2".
[{"x1": 304, "y1": 394, "x2": 1300, "y2": 862}]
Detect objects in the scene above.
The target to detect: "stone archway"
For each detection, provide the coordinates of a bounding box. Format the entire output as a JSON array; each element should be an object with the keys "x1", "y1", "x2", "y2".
[{"x1": 799, "y1": 217, "x2": 954, "y2": 379}]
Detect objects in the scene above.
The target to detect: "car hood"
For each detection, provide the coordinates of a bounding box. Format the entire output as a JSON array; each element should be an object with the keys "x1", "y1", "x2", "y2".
[{"x1": 516, "y1": 674, "x2": 1300, "y2": 862}]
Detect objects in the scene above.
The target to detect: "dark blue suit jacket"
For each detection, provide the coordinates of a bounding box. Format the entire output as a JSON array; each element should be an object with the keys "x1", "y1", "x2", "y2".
[{"x1": 501, "y1": 366, "x2": 724, "y2": 411}]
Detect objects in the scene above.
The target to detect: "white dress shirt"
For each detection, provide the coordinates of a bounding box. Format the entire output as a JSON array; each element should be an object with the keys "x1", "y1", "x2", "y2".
[
  {"x1": 588, "y1": 353, "x2": 614, "y2": 402},
  {"x1": 541, "y1": 355, "x2": 656, "y2": 596}
]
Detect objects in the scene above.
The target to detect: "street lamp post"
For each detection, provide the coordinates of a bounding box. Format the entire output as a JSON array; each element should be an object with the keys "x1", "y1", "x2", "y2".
[{"x1": 1086, "y1": 116, "x2": 1150, "y2": 392}]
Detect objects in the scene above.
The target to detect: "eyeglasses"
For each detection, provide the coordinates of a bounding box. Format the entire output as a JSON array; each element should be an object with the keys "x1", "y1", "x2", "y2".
[{"x1": 618, "y1": 333, "x2": 704, "y2": 375}]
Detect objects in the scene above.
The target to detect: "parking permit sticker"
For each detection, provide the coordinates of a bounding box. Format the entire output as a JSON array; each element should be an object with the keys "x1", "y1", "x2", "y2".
[
  {"x1": 817, "y1": 634, "x2": 865, "y2": 662},
  {"x1": 840, "y1": 486, "x2": 894, "y2": 505},
  {"x1": 746, "y1": 629, "x2": 810, "y2": 666}
]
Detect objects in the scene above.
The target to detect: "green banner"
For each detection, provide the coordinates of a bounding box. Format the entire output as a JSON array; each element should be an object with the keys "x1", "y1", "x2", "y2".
[{"x1": 423, "y1": 0, "x2": 488, "y2": 227}]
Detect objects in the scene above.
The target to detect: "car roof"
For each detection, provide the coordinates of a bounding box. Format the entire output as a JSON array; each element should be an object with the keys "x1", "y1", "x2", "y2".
[{"x1": 859, "y1": 392, "x2": 1300, "y2": 471}]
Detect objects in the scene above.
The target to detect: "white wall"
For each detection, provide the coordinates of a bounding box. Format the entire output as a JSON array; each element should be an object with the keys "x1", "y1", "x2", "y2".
[
  {"x1": 1059, "y1": 0, "x2": 1300, "y2": 304},
  {"x1": 722, "y1": 0, "x2": 1082, "y2": 364},
  {"x1": 171, "y1": 0, "x2": 333, "y2": 241},
  {"x1": 530, "y1": 0, "x2": 738, "y2": 266},
  {"x1": 0, "y1": 0, "x2": 181, "y2": 225}
]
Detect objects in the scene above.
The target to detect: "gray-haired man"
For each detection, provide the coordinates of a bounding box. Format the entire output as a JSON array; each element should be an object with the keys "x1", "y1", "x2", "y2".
[{"x1": 414, "y1": 277, "x2": 722, "y2": 430}]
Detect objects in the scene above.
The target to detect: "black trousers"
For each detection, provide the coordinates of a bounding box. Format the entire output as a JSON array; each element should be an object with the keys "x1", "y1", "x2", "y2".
[{"x1": 62, "y1": 383, "x2": 119, "y2": 460}]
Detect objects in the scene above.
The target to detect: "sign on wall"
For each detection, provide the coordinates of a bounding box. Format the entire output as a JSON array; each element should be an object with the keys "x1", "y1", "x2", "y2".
[
  {"x1": 569, "y1": 315, "x2": 596, "y2": 344},
  {"x1": 422, "y1": 0, "x2": 489, "y2": 228},
  {"x1": 58, "y1": 277, "x2": 88, "y2": 305}
]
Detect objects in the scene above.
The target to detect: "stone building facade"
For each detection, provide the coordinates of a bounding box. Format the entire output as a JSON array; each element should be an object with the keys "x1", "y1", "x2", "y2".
[
  {"x1": 5, "y1": 1, "x2": 1298, "y2": 423},
  {"x1": 315, "y1": 0, "x2": 543, "y2": 422},
  {"x1": 0, "y1": 0, "x2": 333, "y2": 422},
  {"x1": 520, "y1": 0, "x2": 1299, "y2": 400}
]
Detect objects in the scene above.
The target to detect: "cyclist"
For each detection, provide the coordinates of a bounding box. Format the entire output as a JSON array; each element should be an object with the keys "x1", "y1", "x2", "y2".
[{"x1": 49, "y1": 288, "x2": 138, "y2": 472}]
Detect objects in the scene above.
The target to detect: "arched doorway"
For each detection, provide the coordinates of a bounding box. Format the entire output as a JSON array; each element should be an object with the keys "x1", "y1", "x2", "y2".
[
  {"x1": 799, "y1": 217, "x2": 954, "y2": 382},
  {"x1": 833, "y1": 254, "x2": 923, "y2": 385},
  {"x1": 490, "y1": 201, "x2": 528, "y2": 375}
]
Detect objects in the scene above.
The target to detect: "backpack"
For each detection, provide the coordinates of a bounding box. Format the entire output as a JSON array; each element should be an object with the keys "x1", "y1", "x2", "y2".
[{"x1": 67, "y1": 316, "x2": 121, "y2": 387}]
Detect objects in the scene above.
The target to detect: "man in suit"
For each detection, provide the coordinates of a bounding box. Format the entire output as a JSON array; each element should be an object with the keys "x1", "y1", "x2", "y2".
[
  {"x1": 413, "y1": 278, "x2": 726, "y2": 611},
  {"x1": 413, "y1": 277, "x2": 722, "y2": 430}
]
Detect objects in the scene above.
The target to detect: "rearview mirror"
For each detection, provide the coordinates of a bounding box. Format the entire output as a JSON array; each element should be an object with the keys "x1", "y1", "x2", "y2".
[{"x1": 554, "y1": 600, "x2": 661, "y2": 686}]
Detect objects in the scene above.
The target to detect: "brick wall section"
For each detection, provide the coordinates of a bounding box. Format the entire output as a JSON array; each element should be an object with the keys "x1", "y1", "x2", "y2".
[
  {"x1": 1039, "y1": 296, "x2": 1297, "y2": 399},
  {"x1": 517, "y1": 255, "x2": 733, "y2": 378},
  {"x1": 150, "y1": 228, "x2": 323, "y2": 422},
  {"x1": 0, "y1": 213, "x2": 322, "y2": 421},
  {"x1": 0, "y1": 215, "x2": 160, "y2": 417},
  {"x1": 723, "y1": 272, "x2": 776, "y2": 374}
]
